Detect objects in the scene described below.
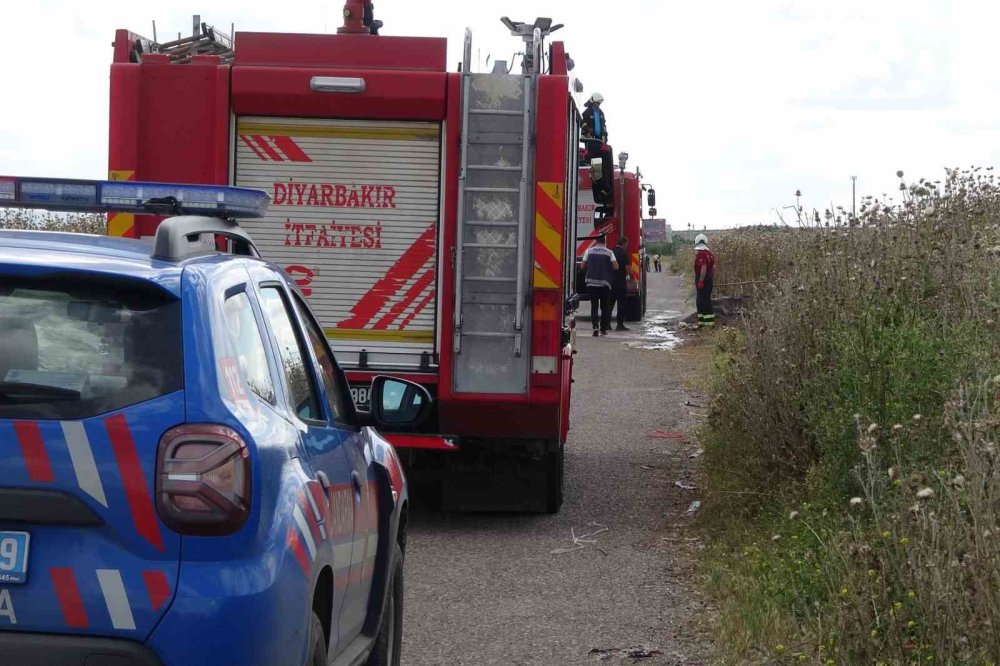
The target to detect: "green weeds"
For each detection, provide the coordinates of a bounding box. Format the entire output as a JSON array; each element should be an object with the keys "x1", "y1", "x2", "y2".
[{"x1": 699, "y1": 169, "x2": 1000, "y2": 664}]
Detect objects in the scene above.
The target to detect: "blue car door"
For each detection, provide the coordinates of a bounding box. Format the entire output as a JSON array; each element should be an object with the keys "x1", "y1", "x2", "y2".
[
  {"x1": 253, "y1": 275, "x2": 357, "y2": 658},
  {"x1": 286, "y1": 292, "x2": 379, "y2": 645}
]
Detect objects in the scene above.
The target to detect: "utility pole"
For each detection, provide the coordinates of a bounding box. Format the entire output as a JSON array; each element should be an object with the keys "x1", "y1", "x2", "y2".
[{"x1": 851, "y1": 176, "x2": 857, "y2": 218}]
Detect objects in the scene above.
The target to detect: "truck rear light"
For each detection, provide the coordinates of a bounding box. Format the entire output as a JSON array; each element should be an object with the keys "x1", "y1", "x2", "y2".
[
  {"x1": 156, "y1": 425, "x2": 251, "y2": 535},
  {"x1": 532, "y1": 292, "x2": 561, "y2": 377}
]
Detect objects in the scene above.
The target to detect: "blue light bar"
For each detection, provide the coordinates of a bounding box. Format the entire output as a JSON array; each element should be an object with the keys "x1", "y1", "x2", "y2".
[{"x1": 0, "y1": 177, "x2": 270, "y2": 219}]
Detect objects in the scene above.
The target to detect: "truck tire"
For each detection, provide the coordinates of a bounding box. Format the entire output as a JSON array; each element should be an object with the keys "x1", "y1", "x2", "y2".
[
  {"x1": 367, "y1": 544, "x2": 403, "y2": 666},
  {"x1": 306, "y1": 611, "x2": 327, "y2": 666},
  {"x1": 545, "y1": 442, "x2": 565, "y2": 514},
  {"x1": 624, "y1": 294, "x2": 644, "y2": 322}
]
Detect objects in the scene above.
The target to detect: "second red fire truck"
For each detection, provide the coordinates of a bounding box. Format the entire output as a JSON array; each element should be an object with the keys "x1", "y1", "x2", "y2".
[
  {"x1": 107, "y1": 4, "x2": 582, "y2": 512},
  {"x1": 576, "y1": 152, "x2": 650, "y2": 320}
]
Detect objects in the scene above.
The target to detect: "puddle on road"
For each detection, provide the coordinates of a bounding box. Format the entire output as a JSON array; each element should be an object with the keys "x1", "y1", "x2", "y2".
[{"x1": 623, "y1": 309, "x2": 684, "y2": 351}]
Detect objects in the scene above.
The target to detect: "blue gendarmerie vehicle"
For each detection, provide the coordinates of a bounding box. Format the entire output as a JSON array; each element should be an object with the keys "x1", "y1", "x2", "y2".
[{"x1": 0, "y1": 176, "x2": 425, "y2": 666}]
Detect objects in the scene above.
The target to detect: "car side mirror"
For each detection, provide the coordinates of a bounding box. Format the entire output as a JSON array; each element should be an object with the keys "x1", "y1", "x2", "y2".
[
  {"x1": 369, "y1": 376, "x2": 433, "y2": 430},
  {"x1": 647, "y1": 188, "x2": 656, "y2": 208}
]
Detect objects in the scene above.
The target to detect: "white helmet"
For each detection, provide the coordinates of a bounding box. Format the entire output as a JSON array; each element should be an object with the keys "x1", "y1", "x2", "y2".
[
  {"x1": 589, "y1": 92, "x2": 604, "y2": 105},
  {"x1": 695, "y1": 233, "x2": 708, "y2": 246}
]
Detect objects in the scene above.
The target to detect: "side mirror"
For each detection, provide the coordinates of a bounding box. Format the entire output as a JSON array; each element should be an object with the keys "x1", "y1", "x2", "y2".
[
  {"x1": 369, "y1": 376, "x2": 433, "y2": 430},
  {"x1": 589, "y1": 157, "x2": 604, "y2": 183},
  {"x1": 647, "y1": 188, "x2": 656, "y2": 208}
]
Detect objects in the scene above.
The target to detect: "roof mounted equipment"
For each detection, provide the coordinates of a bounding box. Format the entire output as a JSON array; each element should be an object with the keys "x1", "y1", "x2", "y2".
[{"x1": 0, "y1": 177, "x2": 269, "y2": 219}]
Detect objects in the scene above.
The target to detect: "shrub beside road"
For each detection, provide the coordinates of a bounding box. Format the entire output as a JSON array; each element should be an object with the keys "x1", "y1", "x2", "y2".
[{"x1": 698, "y1": 169, "x2": 1000, "y2": 663}]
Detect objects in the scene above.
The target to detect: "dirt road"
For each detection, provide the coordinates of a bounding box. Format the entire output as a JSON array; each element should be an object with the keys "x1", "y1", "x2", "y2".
[{"x1": 401, "y1": 271, "x2": 714, "y2": 665}]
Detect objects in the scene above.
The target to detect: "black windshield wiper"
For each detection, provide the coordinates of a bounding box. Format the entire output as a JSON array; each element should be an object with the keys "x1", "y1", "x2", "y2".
[{"x1": 0, "y1": 381, "x2": 82, "y2": 401}]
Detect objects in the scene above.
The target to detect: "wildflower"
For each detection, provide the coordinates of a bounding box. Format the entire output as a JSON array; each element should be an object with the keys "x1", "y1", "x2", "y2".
[
  {"x1": 894, "y1": 602, "x2": 903, "y2": 611},
  {"x1": 900, "y1": 537, "x2": 909, "y2": 545},
  {"x1": 840, "y1": 587, "x2": 849, "y2": 596},
  {"x1": 951, "y1": 474, "x2": 965, "y2": 487},
  {"x1": 868, "y1": 569, "x2": 877, "y2": 577},
  {"x1": 916, "y1": 487, "x2": 935, "y2": 500},
  {"x1": 888, "y1": 466, "x2": 897, "y2": 480},
  {"x1": 867, "y1": 422, "x2": 879, "y2": 434},
  {"x1": 789, "y1": 511, "x2": 800, "y2": 520},
  {"x1": 850, "y1": 497, "x2": 864, "y2": 509},
  {"x1": 908, "y1": 620, "x2": 916, "y2": 628},
  {"x1": 871, "y1": 628, "x2": 878, "y2": 637},
  {"x1": 892, "y1": 424, "x2": 903, "y2": 432},
  {"x1": 772, "y1": 534, "x2": 782, "y2": 542},
  {"x1": 775, "y1": 644, "x2": 786, "y2": 654},
  {"x1": 913, "y1": 414, "x2": 923, "y2": 422},
  {"x1": 909, "y1": 503, "x2": 921, "y2": 514},
  {"x1": 907, "y1": 590, "x2": 916, "y2": 599}
]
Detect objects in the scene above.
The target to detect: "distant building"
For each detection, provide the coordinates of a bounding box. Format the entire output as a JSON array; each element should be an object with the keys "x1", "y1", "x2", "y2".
[{"x1": 642, "y1": 218, "x2": 671, "y2": 243}]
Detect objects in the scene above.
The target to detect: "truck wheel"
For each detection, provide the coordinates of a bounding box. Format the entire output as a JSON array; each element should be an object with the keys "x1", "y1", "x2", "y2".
[
  {"x1": 307, "y1": 611, "x2": 327, "y2": 666},
  {"x1": 545, "y1": 442, "x2": 565, "y2": 514},
  {"x1": 367, "y1": 544, "x2": 404, "y2": 666}
]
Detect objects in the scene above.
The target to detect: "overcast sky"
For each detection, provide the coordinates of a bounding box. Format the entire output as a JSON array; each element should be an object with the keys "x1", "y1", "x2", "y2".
[{"x1": 4, "y1": 0, "x2": 997, "y2": 229}]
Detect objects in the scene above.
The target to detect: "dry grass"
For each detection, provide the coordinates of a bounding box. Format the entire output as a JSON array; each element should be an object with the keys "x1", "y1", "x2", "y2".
[
  {"x1": 0, "y1": 209, "x2": 106, "y2": 234},
  {"x1": 698, "y1": 168, "x2": 1000, "y2": 664}
]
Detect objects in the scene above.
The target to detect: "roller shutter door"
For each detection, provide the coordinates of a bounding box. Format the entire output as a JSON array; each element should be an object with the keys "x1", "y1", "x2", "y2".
[{"x1": 235, "y1": 117, "x2": 442, "y2": 370}]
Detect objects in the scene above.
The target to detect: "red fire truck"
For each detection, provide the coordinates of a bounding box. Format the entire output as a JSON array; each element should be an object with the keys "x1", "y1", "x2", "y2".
[
  {"x1": 107, "y1": 4, "x2": 581, "y2": 512},
  {"x1": 576, "y1": 153, "x2": 649, "y2": 320}
]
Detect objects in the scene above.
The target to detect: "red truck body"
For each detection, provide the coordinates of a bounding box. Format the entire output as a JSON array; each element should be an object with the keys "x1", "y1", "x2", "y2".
[
  {"x1": 576, "y1": 165, "x2": 648, "y2": 319},
  {"x1": 108, "y1": 14, "x2": 580, "y2": 511}
]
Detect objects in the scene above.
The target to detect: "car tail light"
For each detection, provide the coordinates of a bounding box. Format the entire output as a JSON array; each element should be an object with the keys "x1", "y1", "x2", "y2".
[{"x1": 156, "y1": 424, "x2": 251, "y2": 535}]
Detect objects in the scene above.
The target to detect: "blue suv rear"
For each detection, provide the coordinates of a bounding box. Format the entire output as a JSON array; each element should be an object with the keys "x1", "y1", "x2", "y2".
[{"x1": 0, "y1": 217, "x2": 424, "y2": 665}]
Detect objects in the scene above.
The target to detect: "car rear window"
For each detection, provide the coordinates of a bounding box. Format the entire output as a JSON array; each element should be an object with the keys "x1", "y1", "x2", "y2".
[{"x1": 0, "y1": 276, "x2": 183, "y2": 419}]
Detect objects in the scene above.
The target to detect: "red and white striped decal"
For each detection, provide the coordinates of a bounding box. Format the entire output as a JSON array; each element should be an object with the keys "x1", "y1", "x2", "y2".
[
  {"x1": 142, "y1": 571, "x2": 171, "y2": 612},
  {"x1": 104, "y1": 414, "x2": 164, "y2": 552},
  {"x1": 287, "y1": 479, "x2": 381, "y2": 586},
  {"x1": 288, "y1": 481, "x2": 331, "y2": 573},
  {"x1": 336, "y1": 223, "x2": 437, "y2": 332},
  {"x1": 239, "y1": 135, "x2": 312, "y2": 163},
  {"x1": 62, "y1": 421, "x2": 108, "y2": 507},
  {"x1": 96, "y1": 569, "x2": 136, "y2": 630},
  {"x1": 49, "y1": 568, "x2": 171, "y2": 631},
  {"x1": 50, "y1": 567, "x2": 89, "y2": 628},
  {"x1": 13, "y1": 421, "x2": 54, "y2": 482},
  {"x1": 11, "y1": 419, "x2": 165, "y2": 547}
]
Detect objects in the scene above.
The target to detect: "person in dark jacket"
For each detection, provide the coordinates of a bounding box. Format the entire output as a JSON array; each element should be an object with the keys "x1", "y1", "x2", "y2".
[
  {"x1": 581, "y1": 93, "x2": 608, "y2": 143},
  {"x1": 581, "y1": 234, "x2": 618, "y2": 336},
  {"x1": 611, "y1": 236, "x2": 630, "y2": 331}
]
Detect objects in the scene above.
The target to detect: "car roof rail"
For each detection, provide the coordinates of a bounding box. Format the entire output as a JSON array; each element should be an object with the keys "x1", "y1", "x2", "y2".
[{"x1": 152, "y1": 215, "x2": 260, "y2": 262}]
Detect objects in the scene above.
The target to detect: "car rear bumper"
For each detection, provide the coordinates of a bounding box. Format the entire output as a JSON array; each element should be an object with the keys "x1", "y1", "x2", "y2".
[{"x1": 0, "y1": 631, "x2": 161, "y2": 665}]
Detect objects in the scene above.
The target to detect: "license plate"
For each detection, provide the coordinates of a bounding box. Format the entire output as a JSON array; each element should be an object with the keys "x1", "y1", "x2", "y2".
[
  {"x1": 350, "y1": 385, "x2": 371, "y2": 410},
  {"x1": 0, "y1": 531, "x2": 30, "y2": 585}
]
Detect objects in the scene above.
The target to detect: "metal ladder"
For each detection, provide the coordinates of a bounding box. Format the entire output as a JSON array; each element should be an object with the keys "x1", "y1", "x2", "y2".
[{"x1": 452, "y1": 28, "x2": 541, "y2": 394}]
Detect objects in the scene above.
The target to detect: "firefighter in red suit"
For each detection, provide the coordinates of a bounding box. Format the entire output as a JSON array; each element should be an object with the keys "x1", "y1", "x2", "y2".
[{"x1": 694, "y1": 233, "x2": 716, "y2": 328}]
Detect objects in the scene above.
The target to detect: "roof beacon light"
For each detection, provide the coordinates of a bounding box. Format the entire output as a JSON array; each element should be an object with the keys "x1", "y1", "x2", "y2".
[
  {"x1": 0, "y1": 178, "x2": 15, "y2": 202},
  {"x1": 0, "y1": 177, "x2": 270, "y2": 219}
]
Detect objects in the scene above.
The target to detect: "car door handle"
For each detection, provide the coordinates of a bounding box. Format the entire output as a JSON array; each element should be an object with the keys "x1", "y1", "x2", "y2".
[
  {"x1": 316, "y1": 471, "x2": 331, "y2": 492},
  {"x1": 351, "y1": 471, "x2": 363, "y2": 502}
]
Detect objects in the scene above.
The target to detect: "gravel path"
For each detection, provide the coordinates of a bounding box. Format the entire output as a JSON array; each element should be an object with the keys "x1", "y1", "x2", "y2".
[{"x1": 401, "y1": 271, "x2": 715, "y2": 665}]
